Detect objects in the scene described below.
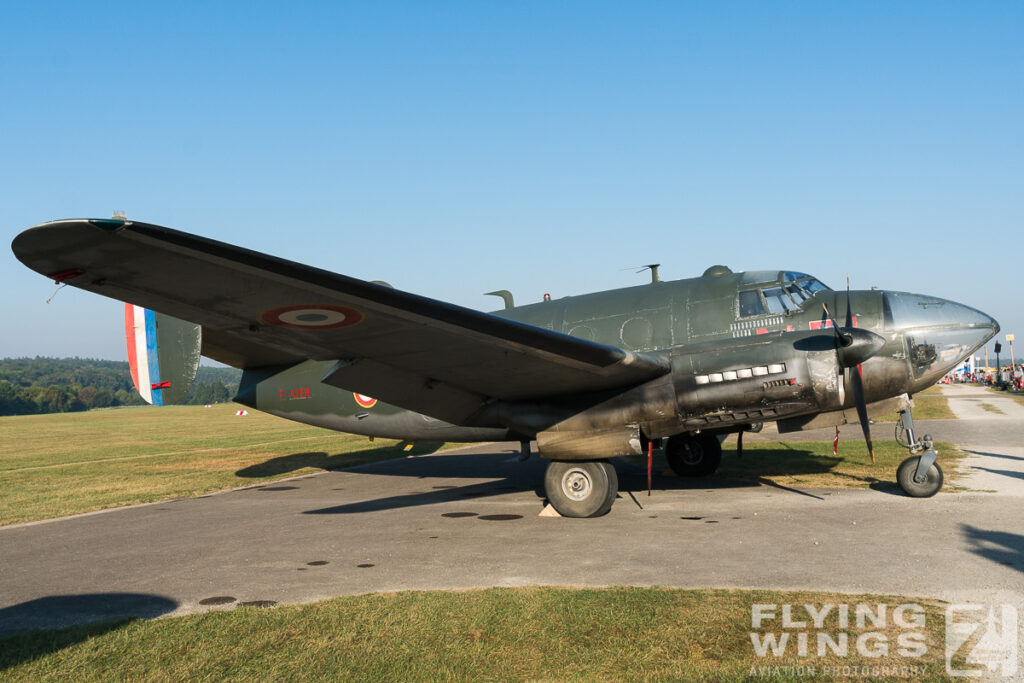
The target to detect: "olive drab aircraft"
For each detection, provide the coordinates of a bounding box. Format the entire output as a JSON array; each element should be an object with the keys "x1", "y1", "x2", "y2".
[{"x1": 13, "y1": 218, "x2": 1000, "y2": 517}]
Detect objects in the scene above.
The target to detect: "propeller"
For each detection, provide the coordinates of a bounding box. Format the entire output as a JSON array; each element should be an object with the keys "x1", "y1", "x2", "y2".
[{"x1": 822, "y1": 279, "x2": 886, "y2": 463}]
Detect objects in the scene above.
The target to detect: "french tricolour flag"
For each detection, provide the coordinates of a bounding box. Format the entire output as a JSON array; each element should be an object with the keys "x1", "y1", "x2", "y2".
[{"x1": 125, "y1": 304, "x2": 167, "y2": 405}]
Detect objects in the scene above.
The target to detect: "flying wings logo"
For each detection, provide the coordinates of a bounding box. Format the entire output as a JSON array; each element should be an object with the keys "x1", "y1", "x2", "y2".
[
  {"x1": 945, "y1": 604, "x2": 1018, "y2": 677},
  {"x1": 260, "y1": 304, "x2": 364, "y2": 329}
]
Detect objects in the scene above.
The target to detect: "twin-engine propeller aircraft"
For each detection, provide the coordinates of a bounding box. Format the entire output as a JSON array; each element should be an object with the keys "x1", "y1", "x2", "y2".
[{"x1": 13, "y1": 218, "x2": 999, "y2": 517}]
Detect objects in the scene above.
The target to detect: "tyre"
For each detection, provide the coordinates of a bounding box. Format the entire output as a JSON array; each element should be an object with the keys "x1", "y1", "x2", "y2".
[
  {"x1": 544, "y1": 460, "x2": 618, "y2": 518},
  {"x1": 896, "y1": 456, "x2": 943, "y2": 498},
  {"x1": 666, "y1": 433, "x2": 723, "y2": 477}
]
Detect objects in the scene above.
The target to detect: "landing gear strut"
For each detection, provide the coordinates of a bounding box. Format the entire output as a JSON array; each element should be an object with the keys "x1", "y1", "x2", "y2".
[
  {"x1": 665, "y1": 433, "x2": 722, "y2": 477},
  {"x1": 895, "y1": 408, "x2": 943, "y2": 497},
  {"x1": 543, "y1": 460, "x2": 618, "y2": 518}
]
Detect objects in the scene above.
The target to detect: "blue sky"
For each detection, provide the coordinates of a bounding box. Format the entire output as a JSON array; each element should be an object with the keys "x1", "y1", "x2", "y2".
[{"x1": 2, "y1": 1, "x2": 1021, "y2": 365}]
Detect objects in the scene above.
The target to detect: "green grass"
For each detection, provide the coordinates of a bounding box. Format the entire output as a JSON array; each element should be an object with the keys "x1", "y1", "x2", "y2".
[
  {"x1": 645, "y1": 439, "x2": 966, "y2": 491},
  {"x1": 0, "y1": 405, "x2": 444, "y2": 526},
  {"x1": 977, "y1": 402, "x2": 1005, "y2": 414},
  {"x1": 875, "y1": 384, "x2": 955, "y2": 422},
  {"x1": 0, "y1": 587, "x2": 956, "y2": 681},
  {"x1": 876, "y1": 397, "x2": 956, "y2": 422}
]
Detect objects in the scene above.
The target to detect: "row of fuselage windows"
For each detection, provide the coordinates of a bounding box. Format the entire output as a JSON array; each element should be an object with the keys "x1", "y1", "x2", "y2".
[
  {"x1": 738, "y1": 278, "x2": 829, "y2": 318},
  {"x1": 695, "y1": 362, "x2": 787, "y2": 385}
]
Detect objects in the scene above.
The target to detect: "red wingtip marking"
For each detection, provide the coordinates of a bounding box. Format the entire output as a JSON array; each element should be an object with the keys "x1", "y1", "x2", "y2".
[{"x1": 46, "y1": 268, "x2": 86, "y2": 283}]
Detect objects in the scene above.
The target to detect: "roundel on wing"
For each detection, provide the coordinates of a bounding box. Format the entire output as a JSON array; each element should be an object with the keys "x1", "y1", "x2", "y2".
[
  {"x1": 260, "y1": 304, "x2": 364, "y2": 329},
  {"x1": 354, "y1": 393, "x2": 377, "y2": 408}
]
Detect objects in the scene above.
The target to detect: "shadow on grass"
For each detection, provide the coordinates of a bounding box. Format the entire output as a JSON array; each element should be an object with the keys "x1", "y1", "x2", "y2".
[
  {"x1": 0, "y1": 593, "x2": 177, "y2": 670},
  {"x1": 235, "y1": 442, "x2": 445, "y2": 478},
  {"x1": 962, "y1": 524, "x2": 1024, "y2": 574}
]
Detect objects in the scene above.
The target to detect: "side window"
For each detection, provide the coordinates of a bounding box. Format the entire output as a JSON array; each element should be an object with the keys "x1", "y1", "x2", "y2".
[
  {"x1": 762, "y1": 287, "x2": 798, "y2": 314},
  {"x1": 786, "y1": 284, "x2": 809, "y2": 302},
  {"x1": 738, "y1": 290, "x2": 764, "y2": 317}
]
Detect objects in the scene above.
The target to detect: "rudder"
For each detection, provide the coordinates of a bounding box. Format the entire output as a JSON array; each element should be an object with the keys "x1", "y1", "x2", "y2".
[{"x1": 125, "y1": 304, "x2": 202, "y2": 405}]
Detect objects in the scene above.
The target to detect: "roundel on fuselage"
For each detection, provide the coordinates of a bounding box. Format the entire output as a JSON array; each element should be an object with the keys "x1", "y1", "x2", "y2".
[{"x1": 354, "y1": 393, "x2": 378, "y2": 408}]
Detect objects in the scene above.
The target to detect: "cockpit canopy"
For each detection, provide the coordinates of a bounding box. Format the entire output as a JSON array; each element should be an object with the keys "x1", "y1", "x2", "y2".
[{"x1": 738, "y1": 271, "x2": 831, "y2": 318}]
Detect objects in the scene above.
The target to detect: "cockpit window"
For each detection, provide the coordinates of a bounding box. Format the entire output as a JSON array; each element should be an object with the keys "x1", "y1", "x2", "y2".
[
  {"x1": 799, "y1": 278, "x2": 830, "y2": 293},
  {"x1": 739, "y1": 290, "x2": 764, "y2": 317},
  {"x1": 737, "y1": 272, "x2": 831, "y2": 318},
  {"x1": 762, "y1": 286, "x2": 799, "y2": 314},
  {"x1": 784, "y1": 271, "x2": 830, "y2": 294},
  {"x1": 785, "y1": 284, "x2": 809, "y2": 302}
]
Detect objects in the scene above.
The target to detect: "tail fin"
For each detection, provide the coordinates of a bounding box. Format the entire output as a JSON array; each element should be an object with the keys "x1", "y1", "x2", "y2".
[{"x1": 124, "y1": 304, "x2": 202, "y2": 405}]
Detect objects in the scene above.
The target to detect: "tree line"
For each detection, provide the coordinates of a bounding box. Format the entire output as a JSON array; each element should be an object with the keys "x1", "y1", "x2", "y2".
[{"x1": 0, "y1": 357, "x2": 242, "y2": 416}]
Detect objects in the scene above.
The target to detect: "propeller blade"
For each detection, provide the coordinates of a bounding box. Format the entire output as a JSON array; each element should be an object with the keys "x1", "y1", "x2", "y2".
[
  {"x1": 822, "y1": 303, "x2": 853, "y2": 347},
  {"x1": 845, "y1": 274, "x2": 853, "y2": 329},
  {"x1": 849, "y1": 363, "x2": 875, "y2": 464},
  {"x1": 827, "y1": 279, "x2": 877, "y2": 463}
]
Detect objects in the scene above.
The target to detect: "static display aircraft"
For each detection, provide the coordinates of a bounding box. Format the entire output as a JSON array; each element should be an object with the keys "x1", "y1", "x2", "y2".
[{"x1": 13, "y1": 218, "x2": 999, "y2": 517}]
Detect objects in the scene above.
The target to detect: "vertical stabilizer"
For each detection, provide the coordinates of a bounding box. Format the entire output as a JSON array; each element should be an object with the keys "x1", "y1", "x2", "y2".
[{"x1": 124, "y1": 304, "x2": 202, "y2": 405}]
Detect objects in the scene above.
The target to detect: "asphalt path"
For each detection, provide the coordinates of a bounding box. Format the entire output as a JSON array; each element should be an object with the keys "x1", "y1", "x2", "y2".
[{"x1": 2, "y1": 385, "x2": 1023, "y2": 655}]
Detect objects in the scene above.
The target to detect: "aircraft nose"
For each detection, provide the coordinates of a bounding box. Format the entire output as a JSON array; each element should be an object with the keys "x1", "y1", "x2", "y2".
[
  {"x1": 883, "y1": 292, "x2": 999, "y2": 384},
  {"x1": 884, "y1": 292, "x2": 999, "y2": 334}
]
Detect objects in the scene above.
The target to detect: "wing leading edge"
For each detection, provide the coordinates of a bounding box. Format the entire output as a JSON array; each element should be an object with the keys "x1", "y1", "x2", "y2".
[{"x1": 12, "y1": 219, "x2": 669, "y2": 424}]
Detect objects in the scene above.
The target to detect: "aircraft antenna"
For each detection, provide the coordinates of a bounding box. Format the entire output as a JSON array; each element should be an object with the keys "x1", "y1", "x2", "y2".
[
  {"x1": 620, "y1": 264, "x2": 661, "y2": 284},
  {"x1": 485, "y1": 290, "x2": 515, "y2": 310}
]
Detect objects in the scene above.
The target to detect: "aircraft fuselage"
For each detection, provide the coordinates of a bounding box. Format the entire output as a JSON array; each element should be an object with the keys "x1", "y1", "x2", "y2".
[{"x1": 236, "y1": 266, "x2": 997, "y2": 455}]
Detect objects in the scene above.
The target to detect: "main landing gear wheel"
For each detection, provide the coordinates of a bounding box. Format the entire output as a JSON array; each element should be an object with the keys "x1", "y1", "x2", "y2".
[
  {"x1": 897, "y1": 456, "x2": 944, "y2": 498},
  {"x1": 544, "y1": 460, "x2": 618, "y2": 518},
  {"x1": 666, "y1": 433, "x2": 722, "y2": 477}
]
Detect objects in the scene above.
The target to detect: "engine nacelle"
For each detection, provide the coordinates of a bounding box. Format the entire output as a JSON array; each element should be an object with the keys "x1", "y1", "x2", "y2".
[{"x1": 667, "y1": 331, "x2": 844, "y2": 433}]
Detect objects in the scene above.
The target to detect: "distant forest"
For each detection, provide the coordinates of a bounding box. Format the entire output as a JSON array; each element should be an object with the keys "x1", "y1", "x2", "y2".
[{"x1": 0, "y1": 357, "x2": 242, "y2": 416}]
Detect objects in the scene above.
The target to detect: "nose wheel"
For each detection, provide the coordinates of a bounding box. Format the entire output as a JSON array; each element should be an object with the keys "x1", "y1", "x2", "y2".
[
  {"x1": 895, "y1": 408, "x2": 943, "y2": 498},
  {"x1": 897, "y1": 456, "x2": 943, "y2": 497},
  {"x1": 544, "y1": 460, "x2": 618, "y2": 518}
]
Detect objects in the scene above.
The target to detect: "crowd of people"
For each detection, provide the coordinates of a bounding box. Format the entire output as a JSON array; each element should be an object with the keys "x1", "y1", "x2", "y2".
[{"x1": 946, "y1": 364, "x2": 1024, "y2": 391}]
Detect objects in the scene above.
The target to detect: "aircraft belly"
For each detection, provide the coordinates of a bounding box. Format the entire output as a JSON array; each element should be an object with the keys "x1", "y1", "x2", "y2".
[{"x1": 262, "y1": 407, "x2": 510, "y2": 443}]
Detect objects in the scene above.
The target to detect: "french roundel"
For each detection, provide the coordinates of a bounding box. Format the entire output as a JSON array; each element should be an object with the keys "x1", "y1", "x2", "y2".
[
  {"x1": 260, "y1": 304, "x2": 364, "y2": 329},
  {"x1": 354, "y1": 393, "x2": 377, "y2": 408}
]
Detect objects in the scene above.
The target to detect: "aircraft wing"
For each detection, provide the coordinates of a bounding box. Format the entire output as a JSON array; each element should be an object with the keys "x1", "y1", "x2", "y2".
[{"x1": 12, "y1": 219, "x2": 670, "y2": 424}]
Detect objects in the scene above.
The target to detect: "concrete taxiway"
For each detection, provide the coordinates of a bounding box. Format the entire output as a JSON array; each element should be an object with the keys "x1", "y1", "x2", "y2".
[{"x1": 2, "y1": 383, "x2": 1023, "y2": 638}]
